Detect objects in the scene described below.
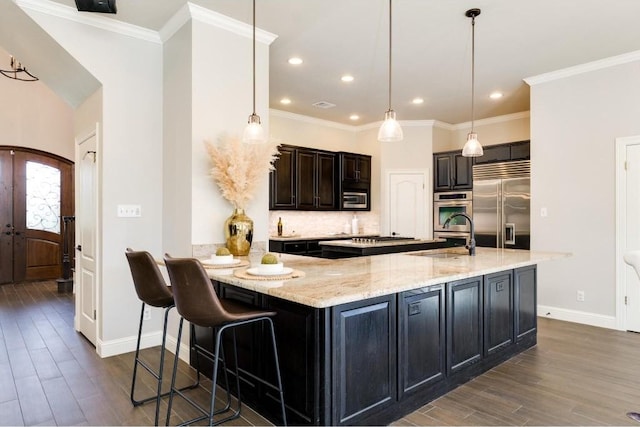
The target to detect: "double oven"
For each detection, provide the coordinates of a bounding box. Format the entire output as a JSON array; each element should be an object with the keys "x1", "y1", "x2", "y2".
[{"x1": 433, "y1": 190, "x2": 472, "y2": 244}]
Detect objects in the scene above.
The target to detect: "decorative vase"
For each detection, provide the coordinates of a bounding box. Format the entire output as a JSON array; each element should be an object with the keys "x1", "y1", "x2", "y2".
[{"x1": 224, "y1": 208, "x2": 253, "y2": 256}]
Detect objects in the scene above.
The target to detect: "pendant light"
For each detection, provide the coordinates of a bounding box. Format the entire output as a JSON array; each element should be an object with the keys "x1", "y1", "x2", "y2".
[
  {"x1": 462, "y1": 8, "x2": 483, "y2": 157},
  {"x1": 242, "y1": 0, "x2": 265, "y2": 144},
  {"x1": 377, "y1": 0, "x2": 403, "y2": 142}
]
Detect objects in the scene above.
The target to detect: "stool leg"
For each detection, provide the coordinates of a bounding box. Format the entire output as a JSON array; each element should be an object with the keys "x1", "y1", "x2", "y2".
[
  {"x1": 266, "y1": 318, "x2": 287, "y2": 426},
  {"x1": 151, "y1": 305, "x2": 172, "y2": 426},
  {"x1": 208, "y1": 327, "x2": 224, "y2": 426},
  {"x1": 165, "y1": 317, "x2": 184, "y2": 426},
  {"x1": 130, "y1": 302, "x2": 146, "y2": 405}
]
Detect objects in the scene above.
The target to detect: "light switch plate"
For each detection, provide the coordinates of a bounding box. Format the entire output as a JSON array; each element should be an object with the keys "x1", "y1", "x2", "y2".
[{"x1": 117, "y1": 204, "x2": 141, "y2": 217}]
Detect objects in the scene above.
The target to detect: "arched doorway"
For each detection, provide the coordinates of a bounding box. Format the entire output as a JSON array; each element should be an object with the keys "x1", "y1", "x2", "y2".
[{"x1": 0, "y1": 146, "x2": 74, "y2": 284}]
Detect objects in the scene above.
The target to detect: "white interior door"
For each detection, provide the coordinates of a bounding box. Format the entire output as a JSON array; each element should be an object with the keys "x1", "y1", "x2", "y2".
[
  {"x1": 75, "y1": 129, "x2": 99, "y2": 346},
  {"x1": 387, "y1": 171, "x2": 428, "y2": 238},
  {"x1": 617, "y1": 136, "x2": 640, "y2": 332}
]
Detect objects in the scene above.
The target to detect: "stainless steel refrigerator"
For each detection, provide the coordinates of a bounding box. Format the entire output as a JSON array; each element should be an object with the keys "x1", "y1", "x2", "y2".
[{"x1": 472, "y1": 160, "x2": 530, "y2": 250}]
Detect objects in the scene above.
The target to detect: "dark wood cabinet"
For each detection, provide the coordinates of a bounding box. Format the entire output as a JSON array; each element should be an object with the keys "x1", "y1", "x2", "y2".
[
  {"x1": 340, "y1": 152, "x2": 371, "y2": 184},
  {"x1": 434, "y1": 151, "x2": 473, "y2": 192},
  {"x1": 197, "y1": 266, "x2": 537, "y2": 426},
  {"x1": 398, "y1": 286, "x2": 445, "y2": 398},
  {"x1": 446, "y1": 276, "x2": 483, "y2": 374},
  {"x1": 515, "y1": 265, "x2": 537, "y2": 341},
  {"x1": 483, "y1": 271, "x2": 514, "y2": 356},
  {"x1": 269, "y1": 145, "x2": 296, "y2": 209},
  {"x1": 473, "y1": 140, "x2": 530, "y2": 165},
  {"x1": 332, "y1": 295, "x2": 397, "y2": 425},
  {"x1": 296, "y1": 149, "x2": 337, "y2": 210}
]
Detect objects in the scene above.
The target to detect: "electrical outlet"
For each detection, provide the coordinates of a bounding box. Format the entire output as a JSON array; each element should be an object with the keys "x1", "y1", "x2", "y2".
[
  {"x1": 577, "y1": 290, "x2": 585, "y2": 302},
  {"x1": 117, "y1": 204, "x2": 142, "y2": 217},
  {"x1": 143, "y1": 307, "x2": 150, "y2": 320},
  {"x1": 540, "y1": 207, "x2": 548, "y2": 217}
]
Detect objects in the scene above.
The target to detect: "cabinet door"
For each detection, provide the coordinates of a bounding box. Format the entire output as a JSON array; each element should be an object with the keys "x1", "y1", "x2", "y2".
[
  {"x1": 510, "y1": 141, "x2": 530, "y2": 161},
  {"x1": 446, "y1": 277, "x2": 483, "y2": 374},
  {"x1": 484, "y1": 271, "x2": 514, "y2": 356},
  {"x1": 356, "y1": 155, "x2": 371, "y2": 183},
  {"x1": 316, "y1": 152, "x2": 337, "y2": 209},
  {"x1": 434, "y1": 154, "x2": 453, "y2": 191},
  {"x1": 452, "y1": 152, "x2": 473, "y2": 190},
  {"x1": 296, "y1": 150, "x2": 317, "y2": 210},
  {"x1": 340, "y1": 153, "x2": 358, "y2": 182},
  {"x1": 263, "y1": 297, "x2": 322, "y2": 425},
  {"x1": 332, "y1": 295, "x2": 397, "y2": 425},
  {"x1": 515, "y1": 265, "x2": 537, "y2": 341},
  {"x1": 473, "y1": 145, "x2": 510, "y2": 165},
  {"x1": 269, "y1": 146, "x2": 296, "y2": 209},
  {"x1": 398, "y1": 286, "x2": 445, "y2": 398}
]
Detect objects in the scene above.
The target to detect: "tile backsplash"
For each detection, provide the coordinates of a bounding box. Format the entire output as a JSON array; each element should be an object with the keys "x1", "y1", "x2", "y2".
[{"x1": 268, "y1": 210, "x2": 380, "y2": 237}]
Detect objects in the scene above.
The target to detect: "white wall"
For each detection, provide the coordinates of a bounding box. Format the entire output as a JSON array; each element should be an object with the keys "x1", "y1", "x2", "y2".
[
  {"x1": 529, "y1": 57, "x2": 640, "y2": 327},
  {"x1": 23, "y1": 8, "x2": 165, "y2": 353},
  {"x1": 190, "y1": 20, "x2": 273, "y2": 249},
  {"x1": 0, "y1": 46, "x2": 74, "y2": 160}
]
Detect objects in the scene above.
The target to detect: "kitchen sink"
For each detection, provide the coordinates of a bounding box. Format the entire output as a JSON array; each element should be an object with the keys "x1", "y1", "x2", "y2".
[{"x1": 410, "y1": 248, "x2": 469, "y2": 258}]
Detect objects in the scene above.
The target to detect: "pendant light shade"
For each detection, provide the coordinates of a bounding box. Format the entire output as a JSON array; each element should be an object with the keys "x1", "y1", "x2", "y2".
[
  {"x1": 378, "y1": 0, "x2": 403, "y2": 142},
  {"x1": 243, "y1": 0, "x2": 265, "y2": 144},
  {"x1": 462, "y1": 8, "x2": 483, "y2": 157}
]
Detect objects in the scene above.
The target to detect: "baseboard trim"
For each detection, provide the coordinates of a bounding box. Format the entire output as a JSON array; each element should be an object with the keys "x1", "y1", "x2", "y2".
[
  {"x1": 538, "y1": 305, "x2": 617, "y2": 330},
  {"x1": 96, "y1": 331, "x2": 191, "y2": 362}
]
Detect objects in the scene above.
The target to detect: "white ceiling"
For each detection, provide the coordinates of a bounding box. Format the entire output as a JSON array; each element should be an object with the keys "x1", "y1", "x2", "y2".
[{"x1": 11, "y1": 0, "x2": 640, "y2": 125}]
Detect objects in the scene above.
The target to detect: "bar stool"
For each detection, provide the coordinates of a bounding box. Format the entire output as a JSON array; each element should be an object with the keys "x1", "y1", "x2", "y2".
[
  {"x1": 125, "y1": 248, "x2": 200, "y2": 426},
  {"x1": 163, "y1": 254, "x2": 287, "y2": 426}
]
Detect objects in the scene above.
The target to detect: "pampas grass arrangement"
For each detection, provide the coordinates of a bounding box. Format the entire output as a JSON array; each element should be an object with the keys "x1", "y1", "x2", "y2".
[{"x1": 205, "y1": 135, "x2": 280, "y2": 209}]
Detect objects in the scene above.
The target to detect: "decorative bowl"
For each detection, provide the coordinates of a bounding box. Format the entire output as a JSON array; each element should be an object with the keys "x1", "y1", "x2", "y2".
[
  {"x1": 258, "y1": 262, "x2": 284, "y2": 274},
  {"x1": 211, "y1": 254, "x2": 234, "y2": 264}
]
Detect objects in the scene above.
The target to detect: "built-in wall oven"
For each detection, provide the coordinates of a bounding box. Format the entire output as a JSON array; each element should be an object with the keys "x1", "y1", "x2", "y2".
[{"x1": 433, "y1": 190, "x2": 472, "y2": 235}]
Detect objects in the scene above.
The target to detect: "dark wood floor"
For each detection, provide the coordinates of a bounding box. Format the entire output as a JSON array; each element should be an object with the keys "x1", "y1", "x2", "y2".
[{"x1": 2, "y1": 280, "x2": 640, "y2": 426}]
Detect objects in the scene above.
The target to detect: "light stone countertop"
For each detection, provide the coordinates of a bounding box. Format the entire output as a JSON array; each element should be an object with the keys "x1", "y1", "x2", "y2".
[
  {"x1": 268, "y1": 233, "x2": 376, "y2": 241},
  {"x1": 204, "y1": 247, "x2": 570, "y2": 309}
]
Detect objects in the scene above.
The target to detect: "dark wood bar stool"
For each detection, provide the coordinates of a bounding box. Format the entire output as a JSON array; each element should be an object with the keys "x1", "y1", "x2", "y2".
[
  {"x1": 125, "y1": 248, "x2": 200, "y2": 426},
  {"x1": 163, "y1": 254, "x2": 287, "y2": 426}
]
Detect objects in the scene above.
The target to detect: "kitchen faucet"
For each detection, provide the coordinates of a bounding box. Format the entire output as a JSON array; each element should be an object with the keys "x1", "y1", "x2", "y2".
[{"x1": 443, "y1": 212, "x2": 476, "y2": 256}]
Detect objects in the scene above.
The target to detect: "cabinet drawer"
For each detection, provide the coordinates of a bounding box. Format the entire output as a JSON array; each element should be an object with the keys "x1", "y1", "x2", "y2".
[{"x1": 283, "y1": 241, "x2": 308, "y2": 253}]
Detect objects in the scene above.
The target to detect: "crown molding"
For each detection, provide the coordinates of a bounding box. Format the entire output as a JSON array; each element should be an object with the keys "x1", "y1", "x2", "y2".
[
  {"x1": 161, "y1": 2, "x2": 277, "y2": 45},
  {"x1": 452, "y1": 111, "x2": 530, "y2": 131},
  {"x1": 16, "y1": 0, "x2": 161, "y2": 43},
  {"x1": 525, "y1": 49, "x2": 640, "y2": 86},
  {"x1": 270, "y1": 109, "x2": 357, "y2": 132}
]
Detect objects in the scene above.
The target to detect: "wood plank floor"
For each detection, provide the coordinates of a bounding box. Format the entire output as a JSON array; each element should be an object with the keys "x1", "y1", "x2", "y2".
[{"x1": 2, "y1": 280, "x2": 640, "y2": 426}]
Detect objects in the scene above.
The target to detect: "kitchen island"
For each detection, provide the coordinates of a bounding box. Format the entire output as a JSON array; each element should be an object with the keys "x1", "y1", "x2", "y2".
[{"x1": 195, "y1": 247, "x2": 567, "y2": 426}]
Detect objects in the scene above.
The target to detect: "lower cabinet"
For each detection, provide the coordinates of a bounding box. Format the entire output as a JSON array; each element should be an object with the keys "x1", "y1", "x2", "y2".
[
  {"x1": 515, "y1": 265, "x2": 537, "y2": 341},
  {"x1": 484, "y1": 271, "x2": 514, "y2": 356},
  {"x1": 332, "y1": 295, "x2": 397, "y2": 425},
  {"x1": 447, "y1": 277, "x2": 483, "y2": 375},
  {"x1": 197, "y1": 266, "x2": 537, "y2": 426},
  {"x1": 398, "y1": 286, "x2": 445, "y2": 397}
]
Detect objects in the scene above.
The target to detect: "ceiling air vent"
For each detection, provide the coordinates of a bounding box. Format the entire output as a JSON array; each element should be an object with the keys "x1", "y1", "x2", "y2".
[
  {"x1": 312, "y1": 101, "x2": 336, "y2": 109},
  {"x1": 75, "y1": 0, "x2": 117, "y2": 13}
]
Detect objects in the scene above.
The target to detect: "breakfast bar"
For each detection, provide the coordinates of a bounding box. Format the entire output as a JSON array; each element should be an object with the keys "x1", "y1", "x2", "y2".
[{"x1": 194, "y1": 247, "x2": 566, "y2": 426}]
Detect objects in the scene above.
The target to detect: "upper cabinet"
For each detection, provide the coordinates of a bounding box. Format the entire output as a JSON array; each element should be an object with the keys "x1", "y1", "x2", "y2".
[
  {"x1": 269, "y1": 145, "x2": 297, "y2": 209},
  {"x1": 296, "y1": 149, "x2": 337, "y2": 210},
  {"x1": 269, "y1": 145, "x2": 340, "y2": 211},
  {"x1": 433, "y1": 140, "x2": 530, "y2": 192},
  {"x1": 473, "y1": 140, "x2": 530, "y2": 165},
  {"x1": 434, "y1": 151, "x2": 473, "y2": 192},
  {"x1": 340, "y1": 152, "x2": 371, "y2": 185}
]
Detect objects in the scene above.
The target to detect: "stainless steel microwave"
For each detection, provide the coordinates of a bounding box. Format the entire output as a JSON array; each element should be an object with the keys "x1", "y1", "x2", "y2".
[{"x1": 342, "y1": 191, "x2": 368, "y2": 210}]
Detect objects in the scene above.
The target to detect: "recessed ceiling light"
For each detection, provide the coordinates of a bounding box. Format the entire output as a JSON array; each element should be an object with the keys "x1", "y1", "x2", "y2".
[
  {"x1": 288, "y1": 57, "x2": 303, "y2": 65},
  {"x1": 412, "y1": 97, "x2": 424, "y2": 105},
  {"x1": 341, "y1": 75, "x2": 354, "y2": 83},
  {"x1": 349, "y1": 114, "x2": 360, "y2": 121},
  {"x1": 280, "y1": 98, "x2": 291, "y2": 105},
  {"x1": 489, "y1": 92, "x2": 503, "y2": 99}
]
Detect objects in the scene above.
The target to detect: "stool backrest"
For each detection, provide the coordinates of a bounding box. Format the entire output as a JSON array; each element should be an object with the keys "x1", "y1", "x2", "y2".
[
  {"x1": 125, "y1": 248, "x2": 174, "y2": 307},
  {"x1": 163, "y1": 255, "x2": 233, "y2": 327}
]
